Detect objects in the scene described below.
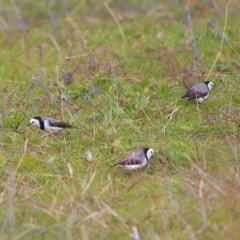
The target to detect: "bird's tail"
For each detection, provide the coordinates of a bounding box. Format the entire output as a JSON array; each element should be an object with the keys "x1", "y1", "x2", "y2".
[
  {"x1": 180, "y1": 94, "x2": 187, "y2": 99},
  {"x1": 109, "y1": 164, "x2": 117, "y2": 168}
]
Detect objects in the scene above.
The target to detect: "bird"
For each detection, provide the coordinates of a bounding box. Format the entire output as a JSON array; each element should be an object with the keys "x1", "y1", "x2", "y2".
[
  {"x1": 181, "y1": 81, "x2": 214, "y2": 104},
  {"x1": 60, "y1": 66, "x2": 79, "y2": 84},
  {"x1": 110, "y1": 147, "x2": 154, "y2": 170},
  {"x1": 28, "y1": 116, "x2": 75, "y2": 133}
]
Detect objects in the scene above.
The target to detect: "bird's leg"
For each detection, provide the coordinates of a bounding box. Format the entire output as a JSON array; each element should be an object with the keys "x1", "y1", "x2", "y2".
[{"x1": 46, "y1": 129, "x2": 53, "y2": 134}]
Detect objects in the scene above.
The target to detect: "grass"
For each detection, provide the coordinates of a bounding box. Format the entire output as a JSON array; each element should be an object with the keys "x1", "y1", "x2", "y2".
[{"x1": 1, "y1": 0, "x2": 240, "y2": 239}]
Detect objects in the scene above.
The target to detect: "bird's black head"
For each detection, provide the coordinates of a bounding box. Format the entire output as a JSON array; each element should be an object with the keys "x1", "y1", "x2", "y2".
[
  {"x1": 143, "y1": 147, "x2": 154, "y2": 160},
  {"x1": 204, "y1": 81, "x2": 214, "y2": 91},
  {"x1": 30, "y1": 116, "x2": 45, "y2": 130},
  {"x1": 143, "y1": 147, "x2": 150, "y2": 156},
  {"x1": 33, "y1": 116, "x2": 42, "y2": 122}
]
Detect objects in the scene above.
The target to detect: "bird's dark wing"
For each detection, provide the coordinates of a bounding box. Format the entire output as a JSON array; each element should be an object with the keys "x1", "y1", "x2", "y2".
[
  {"x1": 49, "y1": 121, "x2": 74, "y2": 129},
  {"x1": 110, "y1": 158, "x2": 143, "y2": 167},
  {"x1": 181, "y1": 89, "x2": 208, "y2": 100}
]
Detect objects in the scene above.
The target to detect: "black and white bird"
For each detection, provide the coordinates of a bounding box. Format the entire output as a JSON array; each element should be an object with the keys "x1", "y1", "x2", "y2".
[
  {"x1": 28, "y1": 116, "x2": 75, "y2": 133},
  {"x1": 181, "y1": 81, "x2": 214, "y2": 104},
  {"x1": 110, "y1": 147, "x2": 154, "y2": 170}
]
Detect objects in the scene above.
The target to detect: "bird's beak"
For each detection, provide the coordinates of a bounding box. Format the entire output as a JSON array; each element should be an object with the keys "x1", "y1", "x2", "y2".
[{"x1": 27, "y1": 123, "x2": 31, "y2": 126}]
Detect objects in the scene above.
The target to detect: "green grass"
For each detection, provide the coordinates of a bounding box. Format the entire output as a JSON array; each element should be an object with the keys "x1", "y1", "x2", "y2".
[{"x1": 1, "y1": 0, "x2": 240, "y2": 239}]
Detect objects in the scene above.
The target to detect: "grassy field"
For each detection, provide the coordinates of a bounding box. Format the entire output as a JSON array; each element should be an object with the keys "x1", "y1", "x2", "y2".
[{"x1": 1, "y1": 0, "x2": 240, "y2": 239}]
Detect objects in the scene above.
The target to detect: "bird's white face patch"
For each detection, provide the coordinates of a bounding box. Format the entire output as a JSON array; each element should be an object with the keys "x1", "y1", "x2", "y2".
[
  {"x1": 208, "y1": 82, "x2": 214, "y2": 91},
  {"x1": 146, "y1": 148, "x2": 154, "y2": 160},
  {"x1": 29, "y1": 118, "x2": 40, "y2": 127}
]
